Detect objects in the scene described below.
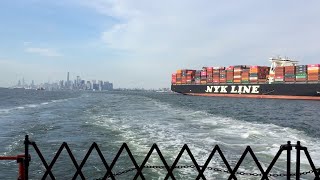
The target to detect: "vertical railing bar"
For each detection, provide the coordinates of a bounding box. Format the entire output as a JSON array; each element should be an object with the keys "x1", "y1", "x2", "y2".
[
  {"x1": 287, "y1": 141, "x2": 291, "y2": 180},
  {"x1": 24, "y1": 135, "x2": 29, "y2": 180},
  {"x1": 17, "y1": 155, "x2": 25, "y2": 180},
  {"x1": 296, "y1": 141, "x2": 300, "y2": 180}
]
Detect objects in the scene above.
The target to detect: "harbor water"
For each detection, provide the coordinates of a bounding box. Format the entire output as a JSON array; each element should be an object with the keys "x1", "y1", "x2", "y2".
[{"x1": 0, "y1": 88, "x2": 320, "y2": 179}]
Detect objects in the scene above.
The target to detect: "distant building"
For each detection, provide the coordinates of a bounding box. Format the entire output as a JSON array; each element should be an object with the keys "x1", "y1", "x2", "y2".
[
  {"x1": 92, "y1": 83, "x2": 99, "y2": 91},
  {"x1": 102, "y1": 81, "x2": 113, "y2": 90},
  {"x1": 16, "y1": 72, "x2": 113, "y2": 91},
  {"x1": 59, "y1": 80, "x2": 64, "y2": 89},
  {"x1": 86, "y1": 81, "x2": 92, "y2": 90}
]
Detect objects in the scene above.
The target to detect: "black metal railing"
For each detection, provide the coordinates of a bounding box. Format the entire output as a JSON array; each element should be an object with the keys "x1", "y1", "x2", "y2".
[{"x1": 22, "y1": 135, "x2": 320, "y2": 180}]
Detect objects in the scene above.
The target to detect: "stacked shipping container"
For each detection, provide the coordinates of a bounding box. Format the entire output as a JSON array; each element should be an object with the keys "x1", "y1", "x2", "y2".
[
  {"x1": 176, "y1": 70, "x2": 182, "y2": 84},
  {"x1": 181, "y1": 70, "x2": 187, "y2": 84},
  {"x1": 220, "y1": 69, "x2": 227, "y2": 83},
  {"x1": 233, "y1": 65, "x2": 249, "y2": 83},
  {"x1": 284, "y1": 66, "x2": 296, "y2": 82},
  {"x1": 206, "y1": 67, "x2": 213, "y2": 83},
  {"x1": 172, "y1": 64, "x2": 320, "y2": 85},
  {"x1": 226, "y1": 66, "x2": 234, "y2": 83},
  {"x1": 249, "y1": 66, "x2": 269, "y2": 83},
  {"x1": 296, "y1": 65, "x2": 307, "y2": 82},
  {"x1": 186, "y1": 70, "x2": 196, "y2": 84},
  {"x1": 201, "y1": 68, "x2": 207, "y2": 84},
  {"x1": 171, "y1": 73, "x2": 177, "y2": 84},
  {"x1": 233, "y1": 66, "x2": 241, "y2": 83},
  {"x1": 195, "y1": 70, "x2": 201, "y2": 84},
  {"x1": 241, "y1": 69, "x2": 250, "y2": 83},
  {"x1": 213, "y1": 67, "x2": 222, "y2": 83},
  {"x1": 308, "y1": 64, "x2": 320, "y2": 81},
  {"x1": 274, "y1": 67, "x2": 285, "y2": 83}
]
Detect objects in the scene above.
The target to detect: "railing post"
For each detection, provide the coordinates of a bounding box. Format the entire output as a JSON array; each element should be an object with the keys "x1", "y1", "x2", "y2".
[
  {"x1": 287, "y1": 141, "x2": 292, "y2": 180},
  {"x1": 24, "y1": 135, "x2": 29, "y2": 180},
  {"x1": 295, "y1": 141, "x2": 300, "y2": 180},
  {"x1": 17, "y1": 155, "x2": 25, "y2": 180}
]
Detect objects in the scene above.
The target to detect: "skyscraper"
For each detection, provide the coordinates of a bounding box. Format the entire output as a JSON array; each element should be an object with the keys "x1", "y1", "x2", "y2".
[{"x1": 67, "y1": 72, "x2": 70, "y2": 88}]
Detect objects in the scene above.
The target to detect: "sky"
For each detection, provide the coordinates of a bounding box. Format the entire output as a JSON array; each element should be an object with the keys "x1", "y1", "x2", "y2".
[{"x1": 0, "y1": 0, "x2": 320, "y2": 89}]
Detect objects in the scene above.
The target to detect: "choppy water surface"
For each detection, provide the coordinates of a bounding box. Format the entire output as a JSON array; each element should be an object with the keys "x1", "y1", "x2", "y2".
[{"x1": 0, "y1": 88, "x2": 320, "y2": 179}]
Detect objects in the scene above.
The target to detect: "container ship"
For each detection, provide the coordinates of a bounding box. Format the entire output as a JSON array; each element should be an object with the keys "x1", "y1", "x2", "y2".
[{"x1": 171, "y1": 57, "x2": 320, "y2": 100}]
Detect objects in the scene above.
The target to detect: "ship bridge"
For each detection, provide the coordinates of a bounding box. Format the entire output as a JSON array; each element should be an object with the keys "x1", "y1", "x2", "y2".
[{"x1": 268, "y1": 57, "x2": 298, "y2": 83}]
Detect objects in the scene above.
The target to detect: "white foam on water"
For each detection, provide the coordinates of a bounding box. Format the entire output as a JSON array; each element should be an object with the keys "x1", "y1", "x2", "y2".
[
  {"x1": 25, "y1": 104, "x2": 40, "y2": 108},
  {"x1": 90, "y1": 96, "x2": 320, "y2": 178},
  {"x1": 0, "y1": 108, "x2": 12, "y2": 114},
  {"x1": 0, "y1": 97, "x2": 77, "y2": 115}
]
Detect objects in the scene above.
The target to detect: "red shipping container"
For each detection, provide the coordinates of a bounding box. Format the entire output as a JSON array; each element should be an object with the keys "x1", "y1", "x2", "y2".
[
  {"x1": 201, "y1": 71, "x2": 207, "y2": 76},
  {"x1": 308, "y1": 64, "x2": 320, "y2": 67}
]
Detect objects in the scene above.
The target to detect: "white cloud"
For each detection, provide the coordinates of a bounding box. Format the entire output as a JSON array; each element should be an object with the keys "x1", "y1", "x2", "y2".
[
  {"x1": 25, "y1": 47, "x2": 62, "y2": 57},
  {"x1": 73, "y1": 0, "x2": 320, "y2": 88},
  {"x1": 82, "y1": 1, "x2": 320, "y2": 60}
]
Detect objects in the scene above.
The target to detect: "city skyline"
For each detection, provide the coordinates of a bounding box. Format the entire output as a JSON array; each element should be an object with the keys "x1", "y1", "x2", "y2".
[
  {"x1": 12, "y1": 72, "x2": 113, "y2": 91},
  {"x1": 1, "y1": 1, "x2": 320, "y2": 89}
]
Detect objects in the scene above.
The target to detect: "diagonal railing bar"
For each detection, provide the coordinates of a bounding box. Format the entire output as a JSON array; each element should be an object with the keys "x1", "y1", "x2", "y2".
[
  {"x1": 102, "y1": 143, "x2": 144, "y2": 180},
  {"x1": 184, "y1": 145, "x2": 206, "y2": 180},
  {"x1": 29, "y1": 141, "x2": 55, "y2": 179},
  {"x1": 228, "y1": 146, "x2": 251, "y2": 180},
  {"x1": 150, "y1": 144, "x2": 175, "y2": 180},
  {"x1": 72, "y1": 142, "x2": 113, "y2": 180},
  {"x1": 164, "y1": 144, "x2": 205, "y2": 180},
  {"x1": 23, "y1": 136, "x2": 320, "y2": 180},
  {"x1": 246, "y1": 147, "x2": 267, "y2": 180},
  {"x1": 134, "y1": 143, "x2": 174, "y2": 180},
  {"x1": 262, "y1": 146, "x2": 285, "y2": 179},
  {"x1": 196, "y1": 145, "x2": 234, "y2": 180},
  {"x1": 163, "y1": 144, "x2": 187, "y2": 180},
  {"x1": 42, "y1": 142, "x2": 85, "y2": 180},
  {"x1": 302, "y1": 147, "x2": 320, "y2": 179}
]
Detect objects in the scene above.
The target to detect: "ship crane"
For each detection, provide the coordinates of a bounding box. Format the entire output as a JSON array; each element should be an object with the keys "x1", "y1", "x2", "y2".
[{"x1": 268, "y1": 56, "x2": 298, "y2": 84}]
